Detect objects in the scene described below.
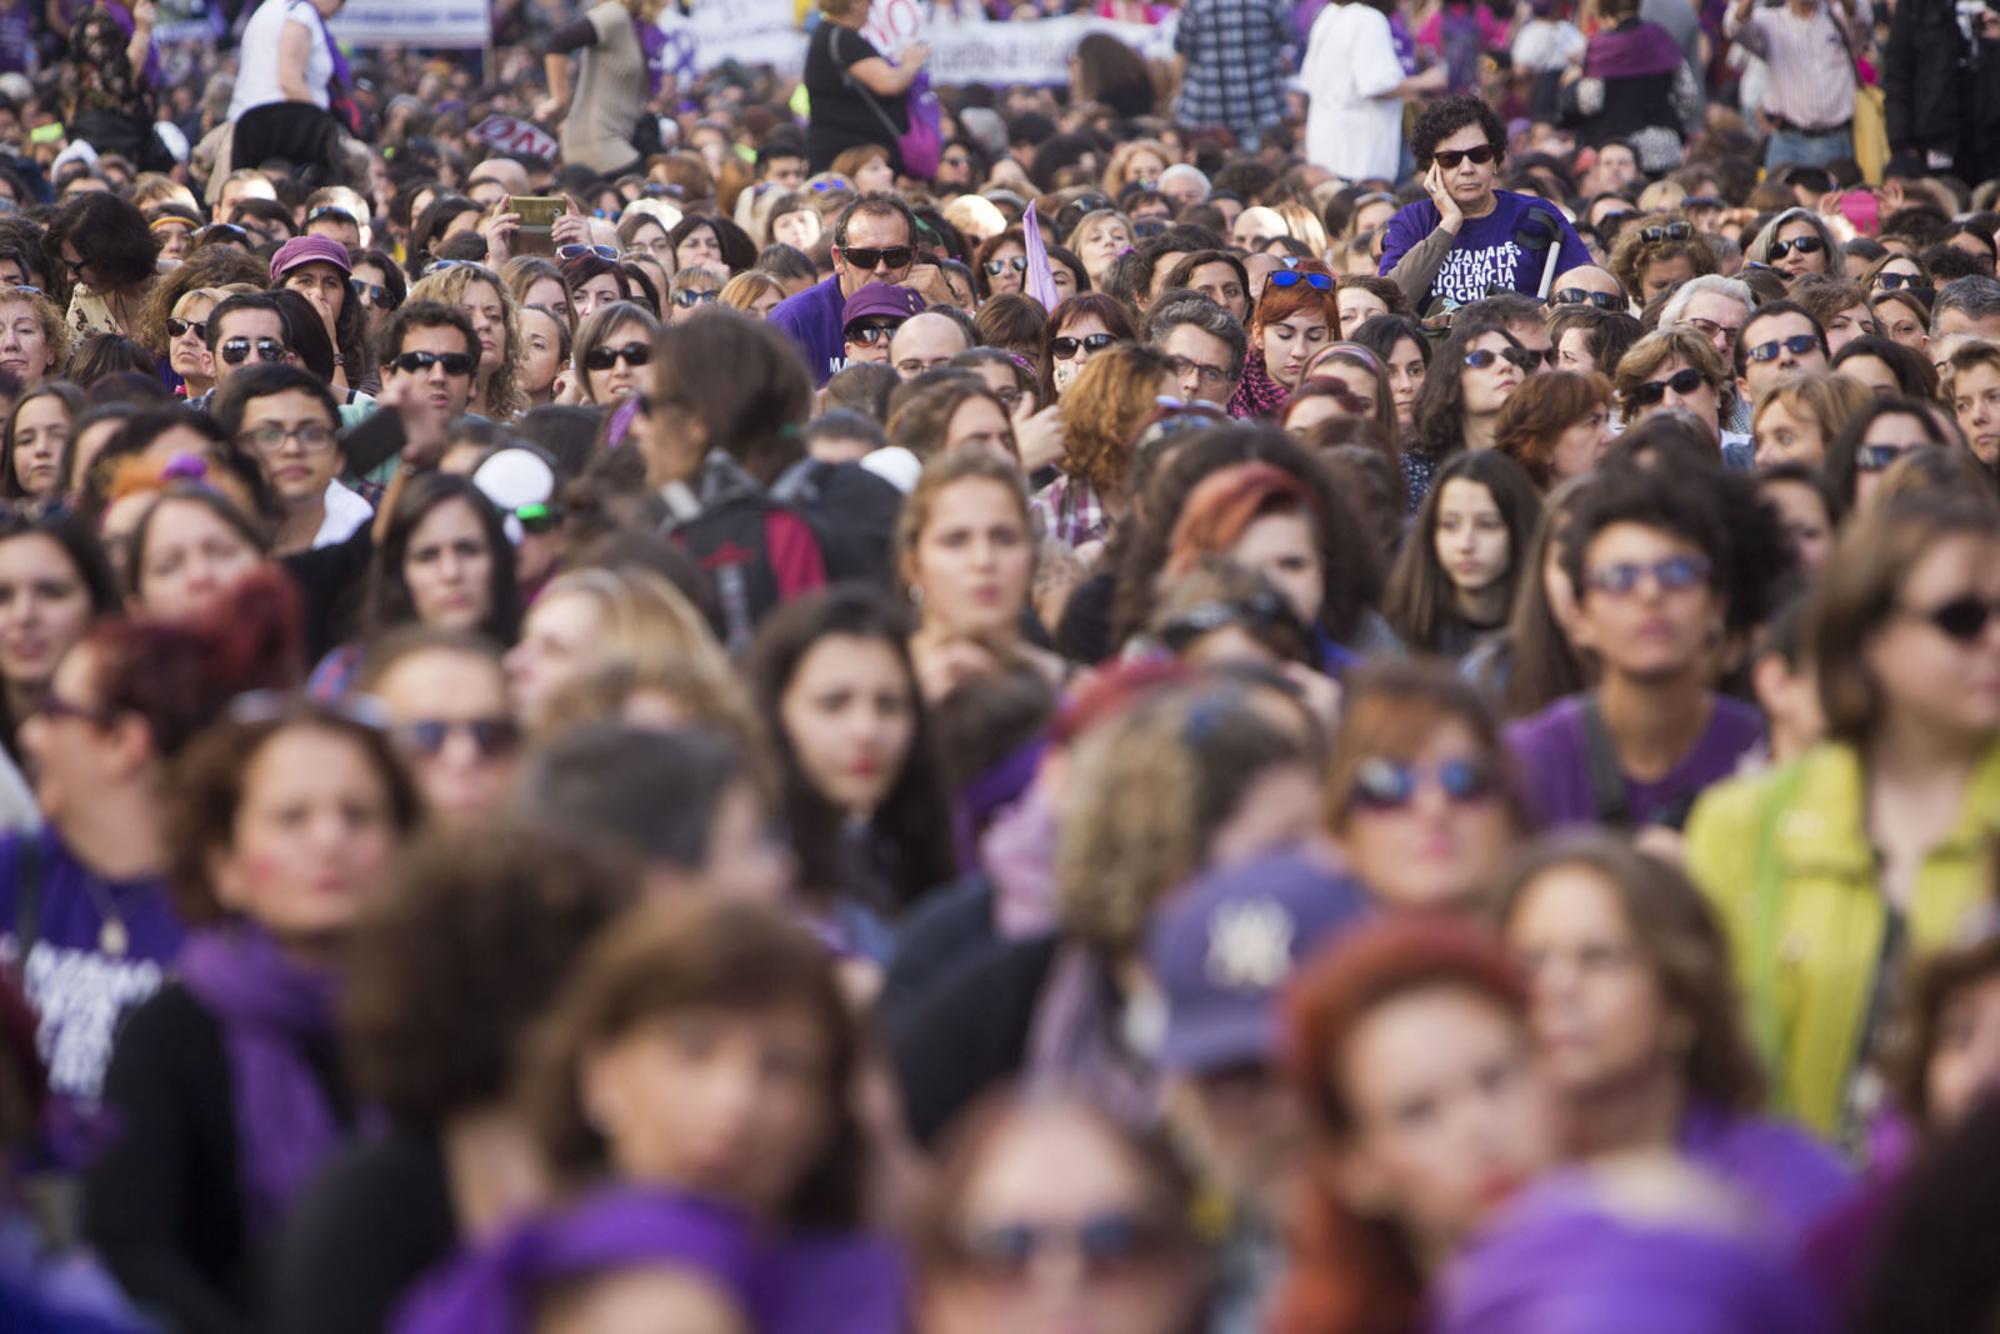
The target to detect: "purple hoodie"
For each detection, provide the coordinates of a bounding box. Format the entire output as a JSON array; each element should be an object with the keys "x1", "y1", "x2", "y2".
[{"x1": 769, "y1": 274, "x2": 849, "y2": 387}]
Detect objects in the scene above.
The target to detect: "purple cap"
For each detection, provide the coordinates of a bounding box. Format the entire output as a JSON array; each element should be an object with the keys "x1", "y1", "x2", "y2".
[
  {"x1": 841, "y1": 283, "x2": 925, "y2": 328},
  {"x1": 1144, "y1": 849, "x2": 1370, "y2": 1074},
  {"x1": 269, "y1": 234, "x2": 353, "y2": 283}
]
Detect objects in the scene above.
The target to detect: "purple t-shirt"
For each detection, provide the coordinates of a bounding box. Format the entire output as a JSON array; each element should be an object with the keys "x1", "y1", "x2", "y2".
[
  {"x1": 769, "y1": 274, "x2": 848, "y2": 388},
  {"x1": 1378, "y1": 189, "x2": 1593, "y2": 308},
  {"x1": 0, "y1": 829, "x2": 182, "y2": 1102},
  {"x1": 1504, "y1": 693, "x2": 1765, "y2": 829},
  {"x1": 1679, "y1": 1103, "x2": 1854, "y2": 1245}
]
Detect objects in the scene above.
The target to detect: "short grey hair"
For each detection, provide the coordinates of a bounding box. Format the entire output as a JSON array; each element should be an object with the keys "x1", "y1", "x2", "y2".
[
  {"x1": 1160, "y1": 163, "x2": 1210, "y2": 200},
  {"x1": 1146, "y1": 295, "x2": 1248, "y2": 378},
  {"x1": 1658, "y1": 274, "x2": 1755, "y2": 329},
  {"x1": 1931, "y1": 276, "x2": 2000, "y2": 337}
]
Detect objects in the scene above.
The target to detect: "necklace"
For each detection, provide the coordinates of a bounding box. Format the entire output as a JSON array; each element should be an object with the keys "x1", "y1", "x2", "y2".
[{"x1": 76, "y1": 874, "x2": 129, "y2": 958}]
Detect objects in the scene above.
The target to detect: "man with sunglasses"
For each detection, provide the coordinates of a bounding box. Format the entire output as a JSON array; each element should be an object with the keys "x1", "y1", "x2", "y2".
[
  {"x1": 215, "y1": 363, "x2": 370, "y2": 555},
  {"x1": 1732, "y1": 299, "x2": 1829, "y2": 407},
  {"x1": 771, "y1": 195, "x2": 947, "y2": 386},
  {"x1": 195, "y1": 292, "x2": 294, "y2": 413},
  {"x1": 1548, "y1": 264, "x2": 1632, "y2": 313},
  {"x1": 377, "y1": 299, "x2": 480, "y2": 421},
  {"x1": 1381, "y1": 95, "x2": 1591, "y2": 312},
  {"x1": 1506, "y1": 467, "x2": 1766, "y2": 832}
]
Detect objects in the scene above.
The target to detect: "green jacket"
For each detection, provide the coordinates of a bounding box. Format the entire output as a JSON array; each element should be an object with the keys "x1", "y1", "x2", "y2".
[{"x1": 1684, "y1": 740, "x2": 2000, "y2": 1138}]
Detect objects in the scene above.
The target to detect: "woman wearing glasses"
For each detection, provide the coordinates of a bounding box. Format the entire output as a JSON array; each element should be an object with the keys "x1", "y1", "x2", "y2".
[
  {"x1": 1035, "y1": 293, "x2": 1134, "y2": 406},
  {"x1": 1403, "y1": 320, "x2": 1534, "y2": 512},
  {"x1": 163, "y1": 287, "x2": 223, "y2": 403},
  {"x1": 1228, "y1": 261, "x2": 1340, "y2": 420},
  {"x1": 1744, "y1": 209, "x2": 1840, "y2": 280},
  {"x1": 1608, "y1": 212, "x2": 1717, "y2": 305},
  {"x1": 572, "y1": 300, "x2": 660, "y2": 404},
  {"x1": 46, "y1": 191, "x2": 160, "y2": 342},
  {"x1": 1865, "y1": 250, "x2": 1934, "y2": 298},
  {"x1": 1688, "y1": 495, "x2": 2000, "y2": 1142},
  {"x1": 1824, "y1": 396, "x2": 1953, "y2": 514},
  {"x1": 973, "y1": 229, "x2": 1028, "y2": 303},
  {"x1": 667, "y1": 267, "x2": 726, "y2": 325},
  {"x1": 1611, "y1": 329, "x2": 1744, "y2": 460}
]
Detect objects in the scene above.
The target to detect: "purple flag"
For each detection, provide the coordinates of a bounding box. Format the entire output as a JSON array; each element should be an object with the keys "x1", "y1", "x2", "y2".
[{"x1": 1022, "y1": 207, "x2": 1062, "y2": 313}]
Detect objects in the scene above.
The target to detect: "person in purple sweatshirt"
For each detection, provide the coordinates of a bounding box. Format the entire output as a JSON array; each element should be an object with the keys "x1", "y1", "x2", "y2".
[
  {"x1": 1505, "y1": 464, "x2": 1764, "y2": 832},
  {"x1": 768, "y1": 193, "x2": 950, "y2": 388},
  {"x1": 1501, "y1": 832, "x2": 1853, "y2": 1245}
]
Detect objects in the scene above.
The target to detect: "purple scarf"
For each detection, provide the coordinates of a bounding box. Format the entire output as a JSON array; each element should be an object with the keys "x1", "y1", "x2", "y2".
[
  {"x1": 1227, "y1": 347, "x2": 1291, "y2": 421},
  {"x1": 952, "y1": 738, "x2": 1045, "y2": 872},
  {"x1": 393, "y1": 1188, "x2": 764, "y2": 1334},
  {"x1": 177, "y1": 925, "x2": 342, "y2": 1231},
  {"x1": 1583, "y1": 19, "x2": 1686, "y2": 80}
]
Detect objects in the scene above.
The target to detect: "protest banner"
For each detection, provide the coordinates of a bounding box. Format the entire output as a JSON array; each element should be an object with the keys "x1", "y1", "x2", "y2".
[{"x1": 329, "y1": 0, "x2": 494, "y2": 49}]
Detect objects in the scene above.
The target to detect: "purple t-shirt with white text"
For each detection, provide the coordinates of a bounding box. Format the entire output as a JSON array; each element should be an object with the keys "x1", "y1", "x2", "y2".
[
  {"x1": 769, "y1": 273, "x2": 848, "y2": 387},
  {"x1": 1504, "y1": 694, "x2": 1765, "y2": 829},
  {"x1": 1378, "y1": 189, "x2": 1592, "y2": 308}
]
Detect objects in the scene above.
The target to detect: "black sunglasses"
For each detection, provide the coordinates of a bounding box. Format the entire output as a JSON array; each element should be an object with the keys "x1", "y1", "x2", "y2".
[
  {"x1": 389, "y1": 349, "x2": 474, "y2": 376},
  {"x1": 673, "y1": 288, "x2": 719, "y2": 308},
  {"x1": 1052, "y1": 332, "x2": 1116, "y2": 359},
  {"x1": 1465, "y1": 347, "x2": 1537, "y2": 371},
  {"x1": 1913, "y1": 595, "x2": 2000, "y2": 644},
  {"x1": 1768, "y1": 234, "x2": 1825, "y2": 261},
  {"x1": 1874, "y1": 272, "x2": 1929, "y2": 292},
  {"x1": 584, "y1": 340, "x2": 652, "y2": 371},
  {"x1": 166, "y1": 317, "x2": 208, "y2": 340},
  {"x1": 845, "y1": 322, "x2": 901, "y2": 346},
  {"x1": 1627, "y1": 366, "x2": 1706, "y2": 407},
  {"x1": 1745, "y1": 333, "x2": 1824, "y2": 363},
  {"x1": 1637, "y1": 221, "x2": 1694, "y2": 244},
  {"x1": 350, "y1": 278, "x2": 392, "y2": 307},
  {"x1": 840, "y1": 245, "x2": 914, "y2": 271},
  {"x1": 1432, "y1": 145, "x2": 1496, "y2": 170},
  {"x1": 221, "y1": 336, "x2": 286, "y2": 366},
  {"x1": 391, "y1": 717, "x2": 521, "y2": 759},
  {"x1": 1551, "y1": 287, "x2": 1623, "y2": 310}
]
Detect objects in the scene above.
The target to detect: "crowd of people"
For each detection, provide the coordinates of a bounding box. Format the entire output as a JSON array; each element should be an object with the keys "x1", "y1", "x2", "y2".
[{"x1": 0, "y1": 0, "x2": 1994, "y2": 1329}]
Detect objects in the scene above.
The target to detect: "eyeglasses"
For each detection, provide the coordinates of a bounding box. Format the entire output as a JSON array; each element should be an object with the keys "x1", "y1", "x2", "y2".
[
  {"x1": 674, "y1": 288, "x2": 719, "y2": 308},
  {"x1": 840, "y1": 245, "x2": 914, "y2": 271},
  {"x1": 1583, "y1": 553, "x2": 1712, "y2": 596},
  {"x1": 1165, "y1": 354, "x2": 1233, "y2": 389},
  {"x1": 557, "y1": 243, "x2": 620, "y2": 262},
  {"x1": 1907, "y1": 595, "x2": 2000, "y2": 644},
  {"x1": 166, "y1": 317, "x2": 208, "y2": 340},
  {"x1": 1627, "y1": 366, "x2": 1707, "y2": 407},
  {"x1": 983, "y1": 256, "x2": 1028, "y2": 277},
  {"x1": 30, "y1": 690, "x2": 116, "y2": 728},
  {"x1": 1745, "y1": 333, "x2": 1824, "y2": 363},
  {"x1": 1637, "y1": 221, "x2": 1694, "y2": 244},
  {"x1": 1464, "y1": 347, "x2": 1537, "y2": 371},
  {"x1": 1052, "y1": 332, "x2": 1116, "y2": 359},
  {"x1": 584, "y1": 340, "x2": 653, "y2": 371},
  {"x1": 1432, "y1": 145, "x2": 1496, "y2": 170},
  {"x1": 1266, "y1": 269, "x2": 1332, "y2": 292},
  {"x1": 391, "y1": 716, "x2": 522, "y2": 759},
  {"x1": 350, "y1": 278, "x2": 392, "y2": 307},
  {"x1": 957, "y1": 1213, "x2": 1173, "y2": 1282},
  {"x1": 1686, "y1": 317, "x2": 1742, "y2": 347},
  {"x1": 221, "y1": 336, "x2": 287, "y2": 366},
  {"x1": 61, "y1": 256, "x2": 84, "y2": 278},
  {"x1": 238, "y1": 422, "x2": 337, "y2": 453},
  {"x1": 1767, "y1": 234, "x2": 1825, "y2": 261},
  {"x1": 1874, "y1": 272, "x2": 1929, "y2": 292},
  {"x1": 389, "y1": 349, "x2": 475, "y2": 377},
  {"x1": 514, "y1": 501, "x2": 562, "y2": 535},
  {"x1": 1157, "y1": 589, "x2": 1307, "y2": 655},
  {"x1": 1550, "y1": 288, "x2": 1623, "y2": 310},
  {"x1": 1350, "y1": 757, "x2": 1497, "y2": 811},
  {"x1": 1856, "y1": 443, "x2": 1909, "y2": 472},
  {"x1": 845, "y1": 321, "x2": 901, "y2": 346}
]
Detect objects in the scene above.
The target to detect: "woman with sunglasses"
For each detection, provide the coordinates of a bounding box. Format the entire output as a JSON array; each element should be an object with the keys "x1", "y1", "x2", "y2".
[
  {"x1": 668, "y1": 267, "x2": 726, "y2": 325},
  {"x1": 1403, "y1": 320, "x2": 1533, "y2": 512},
  {"x1": 1865, "y1": 250, "x2": 1934, "y2": 298},
  {"x1": 1608, "y1": 212, "x2": 1717, "y2": 304},
  {"x1": 1228, "y1": 261, "x2": 1340, "y2": 420},
  {"x1": 1611, "y1": 329, "x2": 1744, "y2": 459},
  {"x1": 1745, "y1": 209, "x2": 1840, "y2": 280},
  {"x1": 408, "y1": 263, "x2": 527, "y2": 422},
  {"x1": 1385, "y1": 450, "x2": 1544, "y2": 663},
  {"x1": 1688, "y1": 494, "x2": 2000, "y2": 1141},
  {"x1": 46, "y1": 191, "x2": 160, "y2": 342},
  {"x1": 1036, "y1": 293, "x2": 1135, "y2": 406},
  {"x1": 84, "y1": 693, "x2": 420, "y2": 1334},
  {"x1": 1823, "y1": 395, "x2": 1952, "y2": 514},
  {"x1": 164, "y1": 287, "x2": 224, "y2": 403},
  {"x1": 572, "y1": 300, "x2": 659, "y2": 404},
  {"x1": 1870, "y1": 284, "x2": 1934, "y2": 356},
  {"x1": 973, "y1": 228, "x2": 1028, "y2": 304}
]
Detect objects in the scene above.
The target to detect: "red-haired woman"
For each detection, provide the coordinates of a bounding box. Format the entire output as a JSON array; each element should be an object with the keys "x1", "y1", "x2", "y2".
[
  {"x1": 1231, "y1": 261, "x2": 1341, "y2": 420},
  {"x1": 1278, "y1": 916, "x2": 1561, "y2": 1334}
]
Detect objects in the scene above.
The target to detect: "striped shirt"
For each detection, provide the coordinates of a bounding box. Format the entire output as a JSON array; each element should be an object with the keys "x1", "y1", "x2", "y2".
[{"x1": 1725, "y1": 0, "x2": 1870, "y2": 132}]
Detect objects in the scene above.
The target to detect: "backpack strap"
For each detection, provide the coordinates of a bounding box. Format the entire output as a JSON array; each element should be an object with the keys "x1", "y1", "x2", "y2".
[
  {"x1": 833, "y1": 25, "x2": 905, "y2": 146},
  {"x1": 1578, "y1": 694, "x2": 1634, "y2": 828},
  {"x1": 12, "y1": 833, "x2": 41, "y2": 962}
]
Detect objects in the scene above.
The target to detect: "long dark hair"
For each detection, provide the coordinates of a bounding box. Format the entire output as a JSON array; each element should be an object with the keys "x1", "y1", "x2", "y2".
[
  {"x1": 748, "y1": 585, "x2": 956, "y2": 913},
  {"x1": 1384, "y1": 450, "x2": 1544, "y2": 654},
  {"x1": 1407, "y1": 320, "x2": 1523, "y2": 462},
  {"x1": 363, "y1": 473, "x2": 521, "y2": 644}
]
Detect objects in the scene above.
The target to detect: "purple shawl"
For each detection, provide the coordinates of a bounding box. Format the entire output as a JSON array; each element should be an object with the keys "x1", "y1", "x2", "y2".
[
  {"x1": 177, "y1": 925, "x2": 341, "y2": 1231},
  {"x1": 1226, "y1": 347, "x2": 1290, "y2": 420},
  {"x1": 1583, "y1": 19, "x2": 1686, "y2": 80},
  {"x1": 951, "y1": 738, "x2": 1045, "y2": 872},
  {"x1": 392, "y1": 1188, "x2": 764, "y2": 1334}
]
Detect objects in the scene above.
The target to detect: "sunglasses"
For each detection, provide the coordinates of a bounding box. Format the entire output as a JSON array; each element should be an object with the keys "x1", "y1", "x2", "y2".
[
  {"x1": 674, "y1": 288, "x2": 719, "y2": 308},
  {"x1": 958, "y1": 1213, "x2": 1172, "y2": 1282},
  {"x1": 1637, "y1": 221, "x2": 1694, "y2": 244},
  {"x1": 1768, "y1": 234, "x2": 1824, "y2": 261},
  {"x1": 1856, "y1": 443, "x2": 1909, "y2": 472},
  {"x1": 1266, "y1": 269, "x2": 1333, "y2": 292},
  {"x1": 1133, "y1": 218, "x2": 1169, "y2": 238},
  {"x1": 389, "y1": 349, "x2": 475, "y2": 376},
  {"x1": 1158, "y1": 589, "x2": 1307, "y2": 655},
  {"x1": 984, "y1": 255, "x2": 1028, "y2": 277},
  {"x1": 1874, "y1": 271, "x2": 1929, "y2": 292},
  {"x1": 1432, "y1": 145, "x2": 1496, "y2": 170},
  {"x1": 1351, "y1": 757, "x2": 1497, "y2": 811},
  {"x1": 194, "y1": 223, "x2": 250, "y2": 246},
  {"x1": 391, "y1": 717, "x2": 522, "y2": 759},
  {"x1": 1550, "y1": 287, "x2": 1623, "y2": 310},
  {"x1": 422, "y1": 259, "x2": 497, "y2": 279},
  {"x1": 1627, "y1": 366, "x2": 1706, "y2": 407},
  {"x1": 166, "y1": 317, "x2": 208, "y2": 340},
  {"x1": 221, "y1": 336, "x2": 287, "y2": 366},
  {"x1": 1911, "y1": 595, "x2": 2000, "y2": 644},
  {"x1": 557, "y1": 243, "x2": 620, "y2": 262},
  {"x1": 1583, "y1": 553, "x2": 1712, "y2": 596},
  {"x1": 1464, "y1": 347, "x2": 1537, "y2": 371},
  {"x1": 350, "y1": 278, "x2": 392, "y2": 307},
  {"x1": 31, "y1": 691, "x2": 117, "y2": 728},
  {"x1": 1052, "y1": 332, "x2": 1116, "y2": 359},
  {"x1": 1745, "y1": 333, "x2": 1824, "y2": 363},
  {"x1": 846, "y1": 321, "x2": 903, "y2": 346},
  {"x1": 840, "y1": 245, "x2": 914, "y2": 271},
  {"x1": 1682, "y1": 195, "x2": 1724, "y2": 211},
  {"x1": 584, "y1": 340, "x2": 652, "y2": 371},
  {"x1": 810, "y1": 177, "x2": 852, "y2": 192}
]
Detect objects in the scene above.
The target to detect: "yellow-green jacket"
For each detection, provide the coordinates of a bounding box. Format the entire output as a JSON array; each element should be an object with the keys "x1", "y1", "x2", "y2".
[{"x1": 1684, "y1": 741, "x2": 2000, "y2": 1138}]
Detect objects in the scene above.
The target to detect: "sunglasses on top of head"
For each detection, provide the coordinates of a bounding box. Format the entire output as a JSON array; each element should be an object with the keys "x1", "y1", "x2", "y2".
[
  {"x1": 1266, "y1": 269, "x2": 1332, "y2": 291},
  {"x1": 1637, "y1": 221, "x2": 1694, "y2": 244},
  {"x1": 1431, "y1": 145, "x2": 1496, "y2": 170},
  {"x1": 557, "y1": 243, "x2": 620, "y2": 262}
]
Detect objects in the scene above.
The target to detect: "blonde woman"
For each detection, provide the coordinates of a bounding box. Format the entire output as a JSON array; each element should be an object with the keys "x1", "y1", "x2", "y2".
[
  {"x1": 1102, "y1": 138, "x2": 1172, "y2": 197},
  {"x1": 164, "y1": 287, "x2": 224, "y2": 400},
  {"x1": 408, "y1": 263, "x2": 529, "y2": 421},
  {"x1": 0, "y1": 285, "x2": 69, "y2": 389},
  {"x1": 719, "y1": 270, "x2": 788, "y2": 320},
  {"x1": 1066, "y1": 208, "x2": 1135, "y2": 287}
]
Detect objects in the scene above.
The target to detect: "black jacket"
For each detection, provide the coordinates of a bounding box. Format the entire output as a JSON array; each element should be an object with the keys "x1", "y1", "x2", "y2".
[{"x1": 1883, "y1": 0, "x2": 1970, "y2": 155}]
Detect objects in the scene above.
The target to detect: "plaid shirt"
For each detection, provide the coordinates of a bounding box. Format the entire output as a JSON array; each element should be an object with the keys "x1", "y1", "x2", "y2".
[
  {"x1": 1030, "y1": 472, "x2": 1112, "y2": 549},
  {"x1": 1174, "y1": 0, "x2": 1293, "y2": 135}
]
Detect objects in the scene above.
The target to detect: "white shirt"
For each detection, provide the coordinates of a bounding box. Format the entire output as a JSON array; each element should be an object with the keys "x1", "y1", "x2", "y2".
[
  {"x1": 1300, "y1": 3, "x2": 1407, "y2": 183},
  {"x1": 313, "y1": 478, "x2": 372, "y2": 549},
  {"x1": 1724, "y1": 0, "x2": 1869, "y2": 131},
  {"x1": 228, "y1": 0, "x2": 335, "y2": 119}
]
